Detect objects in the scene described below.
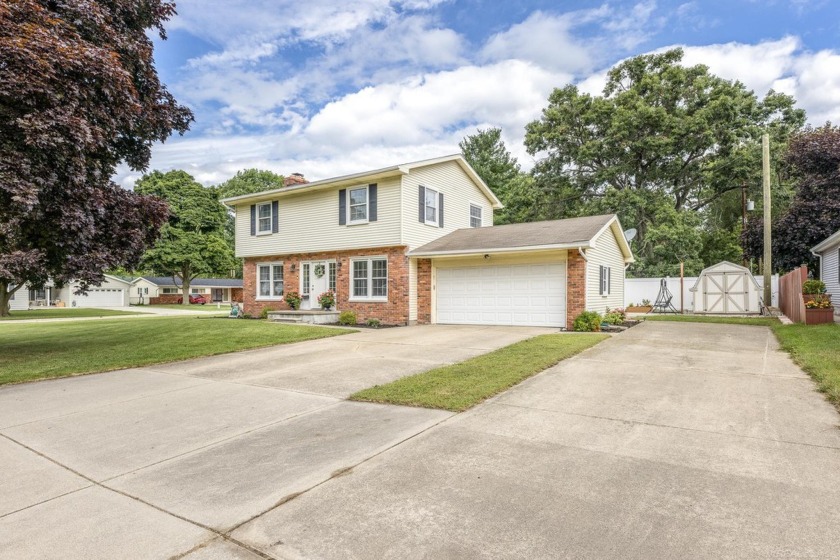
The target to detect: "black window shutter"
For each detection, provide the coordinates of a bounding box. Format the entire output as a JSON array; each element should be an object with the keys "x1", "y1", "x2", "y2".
[
  {"x1": 271, "y1": 201, "x2": 279, "y2": 233},
  {"x1": 250, "y1": 204, "x2": 256, "y2": 236},
  {"x1": 338, "y1": 189, "x2": 347, "y2": 225},
  {"x1": 438, "y1": 192, "x2": 444, "y2": 228},
  {"x1": 418, "y1": 185, "x2": 425, "y2": 223},
  {"x1": 599, "y1": 265, "x2": 604, "y2": 295},
  {"x1": 369, "y1": 184, "x2": 378, "y2": 222}
]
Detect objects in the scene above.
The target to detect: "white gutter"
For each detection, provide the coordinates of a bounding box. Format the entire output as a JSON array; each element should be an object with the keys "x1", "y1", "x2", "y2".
[
  {"x1": 578, "y1": 248, "x2": 588, "y2": 262},
  {"x1": 409, "y1": 242, "x2": 592, "y2": 258}
]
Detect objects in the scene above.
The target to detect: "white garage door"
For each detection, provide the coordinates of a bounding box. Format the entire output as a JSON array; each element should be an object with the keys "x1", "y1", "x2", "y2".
[
  {"x1": 73, "y1": 288, "x2": 125, "y2": 308},
  {"x1": 436, "y1": 262, "x2": 566, "y2": 327}
]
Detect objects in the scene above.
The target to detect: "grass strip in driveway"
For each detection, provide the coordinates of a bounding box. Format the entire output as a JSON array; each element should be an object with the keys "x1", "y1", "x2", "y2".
[
  {"x1": 350, "y1": 333, "x2": 608, "y2": 412},
  {"x1": 772, "y1": 323, "x2": 840, "y2": 409},
  {"x1": 0, "y1": 316, "x2": 351, "y2": 385},
  {"x1": 0, "y1": 308, "x2": 143, "y2": 321},
  {"x1": 642, "y1": 315, "x2": 780, "y2": 327}
]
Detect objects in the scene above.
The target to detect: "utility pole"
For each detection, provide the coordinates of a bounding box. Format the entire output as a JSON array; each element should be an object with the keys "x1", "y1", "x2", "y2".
[{"x1": 762, "y1": 134, "x2": 772, "y2": 310}]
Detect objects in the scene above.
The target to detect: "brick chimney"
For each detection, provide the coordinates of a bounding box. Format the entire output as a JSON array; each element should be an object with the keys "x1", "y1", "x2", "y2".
[{"x1": 283, "y1": 173, "x2": 308, "y2": 187}]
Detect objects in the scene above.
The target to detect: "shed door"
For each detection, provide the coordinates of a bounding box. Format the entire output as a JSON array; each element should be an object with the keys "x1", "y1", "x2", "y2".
[
  {"x1": 436, "y1": 262, "x2": 566, "y2": 327},
  {"x1": 74, "y1": 289, "x2": 125, "y2": 308},
  {"x1": 702, "y1": 272, "x2": 749, "y2": 313}
]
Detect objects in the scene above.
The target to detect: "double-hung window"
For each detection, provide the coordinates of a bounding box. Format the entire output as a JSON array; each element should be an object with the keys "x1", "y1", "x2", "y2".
[
  {"x1": 599, "y1": 265, "x2": 611, "y2": 296},
  {"x1": 351, "y1": 257, "x2": 388, "y2": 301},
  {"x1": 348, "y1": 186, "x2": 368, "y2": 223},
  {"x1": 257, "y1": 263, "x2": 284, "y2": 299},
  {"x1": 257, "y1": 202, "x2": 272, "y2": 234},
  {"x1": 470, "y1": 204, "x2": 482, "y2": 228},
  {"x1": 424, "y1": 187, "x2": 439, "y2": 225}
]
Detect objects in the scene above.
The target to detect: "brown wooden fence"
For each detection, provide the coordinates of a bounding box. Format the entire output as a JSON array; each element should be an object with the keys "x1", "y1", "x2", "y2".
[{"x1": 779, "y1": 266, "x2": 807, "y2": 323}]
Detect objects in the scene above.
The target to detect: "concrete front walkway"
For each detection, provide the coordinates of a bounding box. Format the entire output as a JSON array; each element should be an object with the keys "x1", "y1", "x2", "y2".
[
  {"x1": 2, "y1": 322, "x2": 839, "y2": 559},
  {"x1": 0, "y1": 325, "x2": 552, "y2": 559}
]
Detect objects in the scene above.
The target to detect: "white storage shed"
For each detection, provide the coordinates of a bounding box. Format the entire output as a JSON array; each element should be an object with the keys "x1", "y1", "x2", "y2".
[{"x1": 690, "y1": 261, "x2": 763, "y2": 314}]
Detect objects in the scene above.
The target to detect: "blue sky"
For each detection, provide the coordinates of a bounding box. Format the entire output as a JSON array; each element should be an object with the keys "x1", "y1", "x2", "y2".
[{"x1": 118, "y1": 0, "x2": 840, "y2": 187}]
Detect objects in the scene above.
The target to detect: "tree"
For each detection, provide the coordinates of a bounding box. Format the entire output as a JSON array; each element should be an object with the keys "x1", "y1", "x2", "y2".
[
  {"x1": 0, "y1": 1, "x2": 192, "y2": 315},
  {"x1": 214, "y1": 169, "x2": 285, "y2": 199},
  {"x1": 135, "y1": 171, "x2": 235, "y2": 304},
  {"x1": 742, "y1": 125, "x2": 840, "y2": 272},
  {"x1": 459, "y1": 129, "x2": 522, "y2": 223},
  {"x1": 524, "y1": 48, "x2": 804, "y2": 275}
]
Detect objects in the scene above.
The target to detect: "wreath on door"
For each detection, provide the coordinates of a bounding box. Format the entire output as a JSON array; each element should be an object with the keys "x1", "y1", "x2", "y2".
[{"x1": 314, "y1": 264, "x2": 325, "y2": 278}]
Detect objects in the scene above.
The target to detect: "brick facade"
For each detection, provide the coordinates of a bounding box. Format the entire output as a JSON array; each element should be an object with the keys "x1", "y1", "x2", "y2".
[
  {"x1": 416, "y1": 258, "x2": 432, "y2": 324},
  {"x1": 565, "y1": 250, "x2": 587, "y2": 330},
  {"x1": 243, "y1": 246, "x2": 410, "y2": 325}
]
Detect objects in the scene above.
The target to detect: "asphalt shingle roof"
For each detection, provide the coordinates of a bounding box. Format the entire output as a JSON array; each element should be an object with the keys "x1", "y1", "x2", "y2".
[
  {"x1": 410, "y1": 214, "x2": 616, "y2": 255},
  {"x1": 141, "y1": 277, "x2": 243, "y2": 288}
]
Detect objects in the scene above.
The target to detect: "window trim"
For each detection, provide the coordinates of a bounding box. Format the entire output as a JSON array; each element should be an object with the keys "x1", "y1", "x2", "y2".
[
  {"x1": 469, "y1": 202, "x2": 483, "y2": 228},
  {"x1": 347, "y1": 185, "x2": 369, "y2": 225},
  {"x1": 256, "y1": 261, "x2": 284, "y2": 300},
  {"x1": 349, "y1": 256, "x2": 388, "y2": 302},
  {"x1": 256, "y1": 202, "x2": 273, "y2": 235},
  {"x1": 423, "y1": 186, "x2": 439, "y2": 226}
]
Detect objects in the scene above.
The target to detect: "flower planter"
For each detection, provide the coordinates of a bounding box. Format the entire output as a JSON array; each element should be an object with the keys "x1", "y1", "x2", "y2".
[
  {"x1": 803, "y1": 293, "x2": 832, "y2": 304},
  {"x1": 626, "y1": 306, "x2": 653, "y2": 313},
  {"x1": 805, "y1": 307, "x2": 835, "y2": 325}
]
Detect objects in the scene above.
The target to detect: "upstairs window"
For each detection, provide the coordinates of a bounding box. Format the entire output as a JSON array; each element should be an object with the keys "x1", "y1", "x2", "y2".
[
  {"x1": 470, "y1": 204, "x2": 482, "y2": 228},
  {"x1": 257, "y1": 202, "x2": 272, "y2": 234},
  {"x1": 349, "y1": 186, "x2": 368, "y2": 223},
  {"x1": 424, "y1": 187, "x2": 439, "y2": 225}
]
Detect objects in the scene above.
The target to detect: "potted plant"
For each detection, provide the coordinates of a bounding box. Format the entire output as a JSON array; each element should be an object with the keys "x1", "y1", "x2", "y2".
[
  {"x1": 284, "y1": 291, "x2": 302, "y2": 310},
  {"x1": 317, "y1": 291, "x2": 336, "y2": 311},
  {"x1": 802, "y1": 279, "x2": 833, "y2": 325}
]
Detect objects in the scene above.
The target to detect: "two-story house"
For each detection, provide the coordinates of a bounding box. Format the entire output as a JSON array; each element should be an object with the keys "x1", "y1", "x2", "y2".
[{"x1": 223, "y1": 155, "x2": 633, "y2": 329}]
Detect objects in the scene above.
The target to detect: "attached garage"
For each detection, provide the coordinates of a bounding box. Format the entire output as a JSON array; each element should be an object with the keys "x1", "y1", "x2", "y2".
[
  {"x1": 71, "y1": 288, "x2": 126, "y2": 308},
  {"x1": 410, "y1": 215, "x2": 634, "y2": 330},
  {"x1": 690, "y1": 261, "x2": 762, "y2": 314},
  {"x1": 436, "y1": 261, "x2": 566, "y2": 327}
]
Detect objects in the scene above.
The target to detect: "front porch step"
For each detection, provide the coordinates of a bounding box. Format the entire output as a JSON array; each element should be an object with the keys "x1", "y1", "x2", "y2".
[{"x1": 267, "y1": 310, "x2": 340, "y2": 325}]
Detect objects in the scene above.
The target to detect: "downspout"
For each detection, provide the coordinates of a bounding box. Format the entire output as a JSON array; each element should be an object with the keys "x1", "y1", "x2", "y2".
[{"x1": 577, "y1": 248, "x2": 588, "y2": 262}]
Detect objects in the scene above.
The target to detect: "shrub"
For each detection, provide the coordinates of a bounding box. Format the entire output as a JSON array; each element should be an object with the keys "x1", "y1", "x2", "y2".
[
  {"x1": 803, "y1": 279, "x2": 827, "y2": 295},
  {"x1": 627, "y1": 302, "x2": 635, "y2": 308},
  {"x1": 641, "y1": 299, "x2": 651, "y2": 306},
  {"x1": 338, "y1": 310, "x2": 357, "y2": 325},
  {"x1": 603, "y1": 307, "x2": 625, "y2": 325},
  {"x1": 366, "y1": 318, "x2": 381, "y2": 328},
  {"x1": 573, "y1": 311, "x2": 602, "y2": 332},
  {"x1": 284, "y1": 291, "x2": 302, "y2": 309},
  {"x1": 259, "y1": 307, "x2": 269, "y2": 319}
]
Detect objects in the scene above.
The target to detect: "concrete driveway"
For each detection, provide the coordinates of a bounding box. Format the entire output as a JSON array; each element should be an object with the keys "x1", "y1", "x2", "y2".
[
  {"x1": 0, "y1": 324, "x2": 553, "y2": 559},
  {"x1": 3, "y1": 322, "x2": 839, "y2": 559}
]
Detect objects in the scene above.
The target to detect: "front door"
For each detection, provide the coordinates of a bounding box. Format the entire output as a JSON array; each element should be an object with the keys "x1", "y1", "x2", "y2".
[{"x1": 301, "y1": 261, "x2": 329, "y2": 309}]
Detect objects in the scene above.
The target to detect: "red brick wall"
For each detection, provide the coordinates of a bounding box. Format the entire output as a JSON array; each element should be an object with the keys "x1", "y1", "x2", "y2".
[
  {"x1": 149, "y1": 295, "x2": 181, "y2": 304},
  {"x1": 231, "y1": 288, "x2": 243, "y2": 303},
  {"x1": 243, "y1": 246, "x2": 410, "y2": 325},
  {"x1": 416, "y1": 258, "x2": 432, "y2": 324},
  {"x1": 566, "y1": 250, "x2": 587, "y2": 330}
]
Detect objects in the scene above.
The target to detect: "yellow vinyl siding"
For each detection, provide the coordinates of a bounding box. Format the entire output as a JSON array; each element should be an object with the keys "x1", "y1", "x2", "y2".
[
  {"x1": 400, "y1": 160, "x2": 495, "y2": 250},
  {"x1": 585, "y1": 227, "x2": 626, "y2": 313},
  {"x1": 234, "y1": 177, "x2": 402, "y2": 258}
]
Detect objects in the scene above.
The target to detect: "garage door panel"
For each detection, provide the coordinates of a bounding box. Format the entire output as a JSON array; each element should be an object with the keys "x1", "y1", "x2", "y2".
[
  {"x1": 436, "y1": 262, "x2": 566, "y2": 327},
  {"x1": 73, "y1": 288, "x2": 125, "y2": 308}
]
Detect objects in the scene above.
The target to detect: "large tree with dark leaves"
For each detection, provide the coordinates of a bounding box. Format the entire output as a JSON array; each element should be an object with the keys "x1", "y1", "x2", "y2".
[
  {"x1": 0, "y1": 1, "x2": 193, "y2": 315},
  {"x1": 524, "y1": 49, "x2": 804, "y2": 276},
  {"x1": 742, "y1": 125, "x2": 840, "y2": 273}
]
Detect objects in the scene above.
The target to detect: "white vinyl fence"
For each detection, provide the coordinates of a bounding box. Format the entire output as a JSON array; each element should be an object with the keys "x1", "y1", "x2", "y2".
[{"x1": 624, "y1": 274, "x2": 779, "y2": 312}]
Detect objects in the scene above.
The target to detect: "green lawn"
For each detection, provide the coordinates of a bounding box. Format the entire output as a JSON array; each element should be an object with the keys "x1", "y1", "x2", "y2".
[
  {"x1": 642, "y1": 314, "x2": 840, "y2": 410},
  {"x1": 642, "y1": 314, "x2": 780, "y2": 327},
  {"x1": 350, "y1": 333, "x2": 607, "y2": 412},
  {"x1": 0, "y1": 317, "x2": 351, "y2": 385},
  {"x1": 0, "y1": 308, "x2": 143, "y2": 321},
  {"x1": 773, "y1": 323, "x2": 840, "y2": 409}
]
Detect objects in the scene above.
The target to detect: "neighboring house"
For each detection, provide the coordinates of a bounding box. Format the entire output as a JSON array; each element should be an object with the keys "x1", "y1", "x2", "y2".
[
  {"x1": 8, "y1": 274, "x2": 131, "y2": 311},
  {"x1": 131, "y1": 277, "x2": 244, "y2": 305},
  {"x1": 812, "y1": 229, "x2": 840, "y2": 316},
  {"x1": 223, "y1": 154, "x2": 633, "y2": 329}
]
